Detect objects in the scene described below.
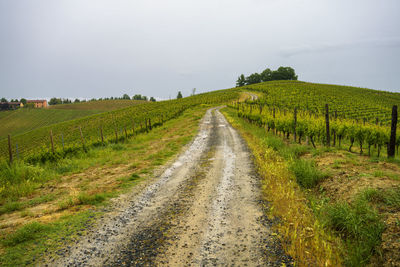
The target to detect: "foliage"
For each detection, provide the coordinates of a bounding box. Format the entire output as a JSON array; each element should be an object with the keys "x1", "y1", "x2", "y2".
[
  {"x1": 236, "y1": 66, "x2": 298, "y2": 86},
  {"x1": 322, "y1": 193, "x2": 385, "y2": 266},
  {"x1": 289, "y1": 159, "x2": 326, "y2": 188},
  {"x1": 177, "y1": 91, "x2": 183, "y2": 99},
  {"x1": 236, "y1": 74, "x2": 246, "y2": 87},
  {"x1": 0, "y1": 89, "x2": 238, "y2": 162},
  {"x1": 49, "y1": 98, "x2": 72, "y2": 105}
]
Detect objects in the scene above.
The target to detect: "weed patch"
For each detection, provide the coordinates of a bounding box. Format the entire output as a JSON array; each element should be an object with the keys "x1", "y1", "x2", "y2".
[
  {"x1": 322, "y1": 194, "x2": 385, "y2": 266},
  {"x1": 289, "y1": 159, "x2": 326, "y2": 188}
]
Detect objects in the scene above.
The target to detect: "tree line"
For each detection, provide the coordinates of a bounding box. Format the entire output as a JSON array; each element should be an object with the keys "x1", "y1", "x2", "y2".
[
  {"x1": 48, "y1": 94, "x2": 156, "y2": 105},
  {"x1": 236, "y1": 66, "x2": 298, "y2": 87}
]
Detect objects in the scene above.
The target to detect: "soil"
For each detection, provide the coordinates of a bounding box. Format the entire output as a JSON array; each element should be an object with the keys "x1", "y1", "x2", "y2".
[{"x1": 45, "y1": 108, "x2": 291, "y2": 266}]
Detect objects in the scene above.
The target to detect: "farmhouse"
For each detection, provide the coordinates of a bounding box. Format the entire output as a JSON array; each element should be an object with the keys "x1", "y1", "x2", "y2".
[
  {"x1": 0, "y1": 101, "x2": 24, "y2": 110},
  {"x1": 27, "y1": 100, "x2": 48, "y2": 108}
]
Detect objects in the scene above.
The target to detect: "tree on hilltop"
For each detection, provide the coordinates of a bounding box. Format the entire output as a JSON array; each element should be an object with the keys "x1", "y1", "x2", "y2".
[
  {"x1": 245, "y1": 73, "x2": 262, "y2": 85},
  {"x1": 271, "y1": 66, "x2": 298, "y2": 80},
  {"x1": 260, "y1": 68, "x2": 272, "y2": 82},
  {"x1": 177, "y1": 91, "x2": 183, "y2": 99},
  {"x1": 236, "y1": 74, "x2": 246, "y2": 87},
  {"x1": 237, "y1": 66, "x2": 298, "y2": 86}
]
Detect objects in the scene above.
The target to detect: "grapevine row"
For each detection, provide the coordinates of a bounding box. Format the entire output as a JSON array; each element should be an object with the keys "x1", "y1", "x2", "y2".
[{"x1": 1, "y1": 89, "x2": 239, "y2": 163}]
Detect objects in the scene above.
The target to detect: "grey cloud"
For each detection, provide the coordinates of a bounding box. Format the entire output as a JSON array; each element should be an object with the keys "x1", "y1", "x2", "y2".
[{"x1": 280, "y1": 38, "x2": 400, "y2": 57}]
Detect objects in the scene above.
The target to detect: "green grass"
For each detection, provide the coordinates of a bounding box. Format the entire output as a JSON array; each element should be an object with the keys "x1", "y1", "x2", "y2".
[
  {"x1": 0, "y1": 100, "x2": 147, "y2": 140},
  {"x1": 322, "y1": 192, "x2": 385, "y2": 266},
  {"x1": 0, "y1": 106, "x2": 211, "y2": 266},
  {"x1": 0, "y1": 108, "x2": 99, "y2": 140},
  {"x1": 224, "y1": 106, "x2": 393, "y2": 266},
  {"x1": 0, "y1": 211, "x2": 99, "y2": 266},
  {"x1": 289, "y1": 159, "x2": 326, "y2": 188},
  {"x1": 48, "y1": 99, "x2": 144, "y2": 111}
]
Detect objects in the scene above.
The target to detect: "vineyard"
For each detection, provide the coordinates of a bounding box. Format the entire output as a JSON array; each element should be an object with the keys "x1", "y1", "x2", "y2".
[
  {"x1": 243, "y1": 81, "x2": 400, "y2": 125},
  {"x1": 0, "y1": 100, "x2": 146, "y2": 140},
  {"x1": 233, "y1": 81, "x2": 400, "y2": 158},
  {"x1": 0, "y1": 89, "x2": 238, "y2": 163}
]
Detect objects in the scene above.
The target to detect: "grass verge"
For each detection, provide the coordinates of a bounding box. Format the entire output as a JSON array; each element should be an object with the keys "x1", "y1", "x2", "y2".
[
  {"x1": 0, "y1": 106, "x2": 208, "y2": 266},
  {"x1": 222, "y1": 107, "x2": 342, "y2": 266}
]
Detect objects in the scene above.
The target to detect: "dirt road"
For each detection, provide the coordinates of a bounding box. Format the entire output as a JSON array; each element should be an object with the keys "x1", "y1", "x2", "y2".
[{"x1": 50, "y1": 108, "x2": 291, "y2": 266}]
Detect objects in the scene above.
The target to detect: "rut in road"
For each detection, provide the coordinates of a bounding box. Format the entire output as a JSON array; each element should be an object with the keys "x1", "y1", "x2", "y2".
[{"x1": 50, "y1": 108, "x2": 291, "y2": 267}]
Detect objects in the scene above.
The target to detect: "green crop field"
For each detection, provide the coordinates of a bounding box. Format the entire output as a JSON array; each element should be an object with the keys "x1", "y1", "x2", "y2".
[
  {"x1": 0, "y1": 89, "x2": 239, "y2": 162},
  {"x1": 48, "y1": 99, "x2": 145, "y2": 111},
  {"x1": 0, "y1": 100, "x2": 145, "y2": 140},
  {"x1": 243, "y1": 80, "x2": 400, "y2": 124}
]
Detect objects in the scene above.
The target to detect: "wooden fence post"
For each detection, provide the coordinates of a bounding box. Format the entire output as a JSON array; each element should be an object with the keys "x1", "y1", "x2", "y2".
[
  {"x1": 325, "y1": 104, "x2": 330, "y2": 147},
  {"x1": 79, "y1": 126, "x2": 86, "y2": 148},
  {"x1": 61, "y1": 133, "x2": 65, "y2": 150},
  {"x1": 293, "y1": 107, "x2": 297, "y2": 142},
  {"x1": 388, "y1": 105, "x2": 397, "y2": 158},
  {"x1": 100, "y1": 126, "x2": 104, "y2": 145},
  {"x1": 50, "y1": 130, "x2": 55, "y2": 154},
  {"x1": 333, "y1": 111, "x2": 337, "y2": 146},
  {"x1": 8, "y1": 134, "x2": 12, "y2": 163},
  {"x1": 149, "y1": 118, "x2": 152, "y2": 130},
  {"x1": 132, "y1": 121, "x2": 135, "y2": 136},
  {"x1": 124, "y1": 127, "x2": 128, "y2": 140}
]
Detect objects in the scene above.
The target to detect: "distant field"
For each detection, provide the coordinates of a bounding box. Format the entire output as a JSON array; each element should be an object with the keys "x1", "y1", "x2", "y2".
[
  {"x1": 0, "y1": 100, "x2": 145, "y2": 140},
  {"x1": 48, "y1": 100, "x2": 145, "y2": 111}
]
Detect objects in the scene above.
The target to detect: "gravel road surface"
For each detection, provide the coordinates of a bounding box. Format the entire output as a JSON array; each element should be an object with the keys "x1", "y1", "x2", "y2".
[{"x1": 48, "y1": 107, "x2": 291, "y2": 267}]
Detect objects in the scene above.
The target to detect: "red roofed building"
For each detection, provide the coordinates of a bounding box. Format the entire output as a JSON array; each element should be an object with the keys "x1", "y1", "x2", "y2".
[{"x1": 27, "y1": 100, "x2": 47, "y2": 108}]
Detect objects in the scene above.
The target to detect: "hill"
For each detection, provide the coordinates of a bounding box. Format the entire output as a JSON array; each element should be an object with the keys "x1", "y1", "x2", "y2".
[
  {"x1": 0, "y1": 90, "x2": 238, "y2": 162},
  {"x1": 243, "y1": 80, "x2": 400, "y2": 124},
  {"x1": 48, "y1": 99, "x2": 145, "y2": 111},
  {"x1": 0, "y1": 100, "x2": 145, "y2": 140}
]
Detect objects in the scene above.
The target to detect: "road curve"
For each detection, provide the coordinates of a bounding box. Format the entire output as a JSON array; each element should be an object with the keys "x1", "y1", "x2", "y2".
[{"x1": 49, "y1": 108, "x2": 291, "y2": 267}]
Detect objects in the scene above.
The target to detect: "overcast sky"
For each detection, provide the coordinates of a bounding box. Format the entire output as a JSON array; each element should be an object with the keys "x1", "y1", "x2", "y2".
[{"x1": 0, "y1": 0, "x2": 399, "y2": 100}]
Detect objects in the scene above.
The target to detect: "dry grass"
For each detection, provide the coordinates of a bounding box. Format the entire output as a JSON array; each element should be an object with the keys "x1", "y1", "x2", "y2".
[{"x1": 223, "y1": 108, "x2": 342, "y2": 267}]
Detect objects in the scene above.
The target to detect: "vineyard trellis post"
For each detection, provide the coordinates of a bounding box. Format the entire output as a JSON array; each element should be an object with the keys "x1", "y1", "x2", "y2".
[
  {"x1": 100, "y1": 126, "x2": 104, "y2": 145},
  {"x1": 333, "y1": 111, "x2": 337, "y2": 146},
  {"x1": 388, "y1": 105, "x2": 397, "y2": 158},
  {"x1": 115, "y1": 127, "x2": 118, "y2": 143},
  {"x1": 50, "y1": 130, "x2": 55, "y2": 154},
  {"x1": 16, "y1": 143, "x2": 19, "y2": 160},
  {"x1": 61, "y1": 133, "x2": 65, "y2": 150},
  {"x1": 124, "y1": 127, "x2": 128, "y2": 140},
  {"x1": 8, "y1": 134, "x2": 12, "y2": 164},
  {"x1": 149, "y1": 118, "x2": 152, "y2": 131},
  {"x1": 325, "y1": 104, "x2": 330, "y2": 147},
  {"x1": 79, "y1": 126, "x2": 86, "y2": 148},
  {"x1": 293, "y1": 107, "x2": 297, "y2": 142}
]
